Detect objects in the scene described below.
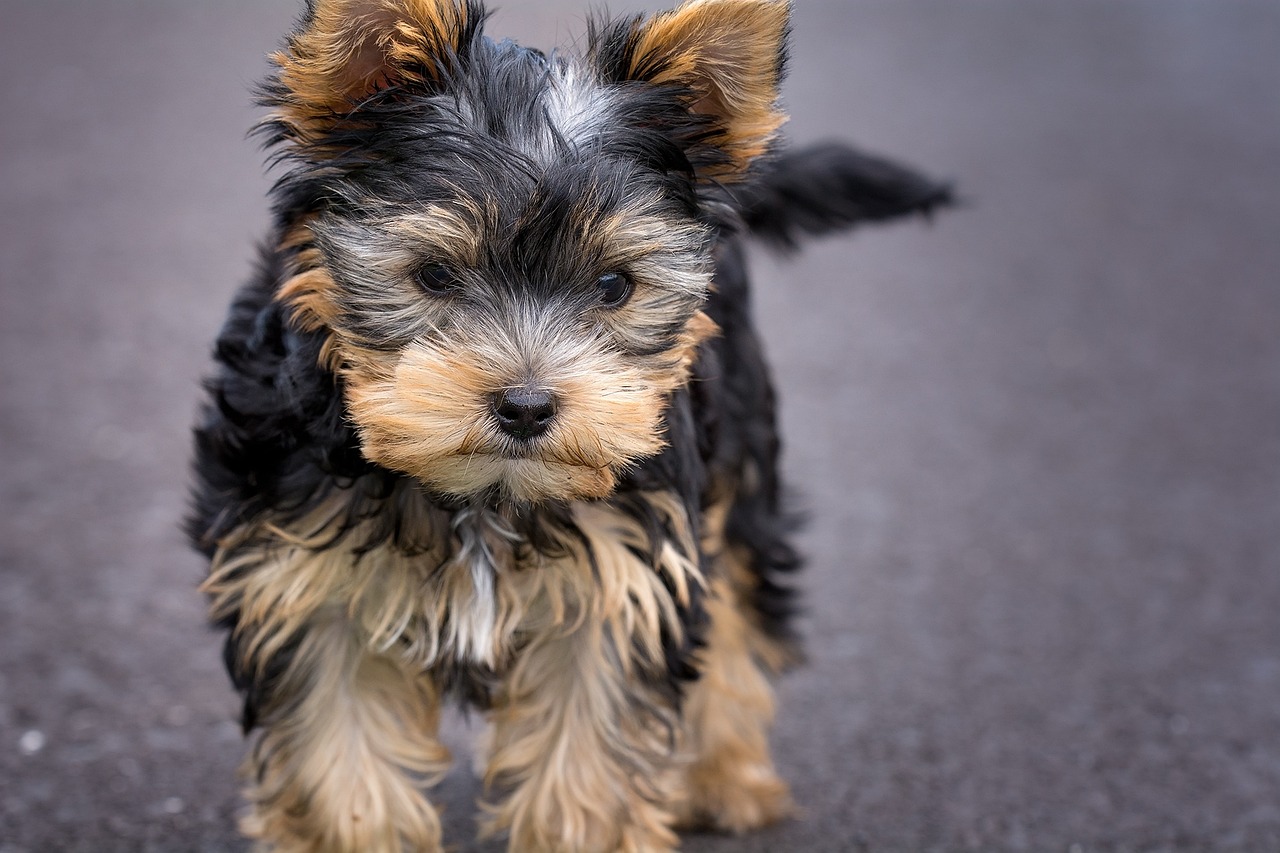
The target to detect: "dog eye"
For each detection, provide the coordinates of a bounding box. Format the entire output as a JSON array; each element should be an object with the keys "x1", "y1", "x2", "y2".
[
  {"x1": 414, "y1": 263, "x2": 459, "y2": 295},
  {"x1": 595, "y1": 272, "x2": 633, "y2": 308}
]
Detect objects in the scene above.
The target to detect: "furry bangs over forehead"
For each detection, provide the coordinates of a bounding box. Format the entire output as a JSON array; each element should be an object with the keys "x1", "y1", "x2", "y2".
[{"x1": 259, "y1": 0, "x2": 789, "y2": 197}]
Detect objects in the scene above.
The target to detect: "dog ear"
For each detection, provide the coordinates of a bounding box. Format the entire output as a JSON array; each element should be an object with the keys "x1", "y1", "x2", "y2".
[
  {"x1": 594, "y1": 0, "x2": 790, "y2": 181},
  {"x1": 268, "y1": 0, "x2": 481, "y2": 140}
]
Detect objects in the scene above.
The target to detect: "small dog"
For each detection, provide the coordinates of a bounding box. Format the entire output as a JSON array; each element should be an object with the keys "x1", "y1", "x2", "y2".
[{"x1": 188, "y1": 1, "x2": 948, "y2": 850}]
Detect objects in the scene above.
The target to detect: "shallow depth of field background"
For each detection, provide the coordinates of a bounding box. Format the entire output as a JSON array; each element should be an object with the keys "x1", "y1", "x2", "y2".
[{"x1": 2, "y1": 1, "x2": 1278, "y2": 850}]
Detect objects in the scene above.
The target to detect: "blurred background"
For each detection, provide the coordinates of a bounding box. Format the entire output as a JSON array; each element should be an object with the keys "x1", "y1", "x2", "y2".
[{"x1": 2, "y1": 1, "x2": 1278, "y2": 850}]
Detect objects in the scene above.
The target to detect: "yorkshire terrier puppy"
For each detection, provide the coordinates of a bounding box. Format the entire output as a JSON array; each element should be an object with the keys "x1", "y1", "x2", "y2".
[{"x1": 189, "y1": 0, "x2": 948, "y2": 850}]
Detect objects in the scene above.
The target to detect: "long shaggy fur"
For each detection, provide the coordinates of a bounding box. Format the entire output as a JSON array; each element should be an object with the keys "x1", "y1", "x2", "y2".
[{"x1": 189, "y1": 1, "x2": 949, "y2": 850}]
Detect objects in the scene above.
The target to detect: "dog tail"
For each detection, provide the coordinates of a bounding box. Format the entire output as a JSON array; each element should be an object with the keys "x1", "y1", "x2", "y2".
[{"x1": 736, "y1": 142, "x2": 954, "y2": 250}]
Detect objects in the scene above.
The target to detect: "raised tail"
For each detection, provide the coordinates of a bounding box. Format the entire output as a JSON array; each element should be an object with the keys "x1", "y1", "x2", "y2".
[{"x1": 736, "y1": 142, "x2": 954, "y2": 250}]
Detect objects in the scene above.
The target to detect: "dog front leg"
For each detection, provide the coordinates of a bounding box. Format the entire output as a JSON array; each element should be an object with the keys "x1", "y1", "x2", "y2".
[
  {"x1": 482, "y1": 622, "x2": 682, "y2": 853},
  {"x1": 238, "y1": 612, "x2": 451, "y2": 853}
]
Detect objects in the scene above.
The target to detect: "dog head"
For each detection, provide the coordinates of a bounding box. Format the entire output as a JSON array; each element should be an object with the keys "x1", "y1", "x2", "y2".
[{"x1": 266, "y1": 0, "x2": 789, "y2": 503}]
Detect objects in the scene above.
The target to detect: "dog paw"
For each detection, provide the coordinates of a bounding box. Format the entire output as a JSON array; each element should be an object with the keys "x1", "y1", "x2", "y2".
[{"x1": 675, "y1": 763, "x2": 794, "y2": 834}]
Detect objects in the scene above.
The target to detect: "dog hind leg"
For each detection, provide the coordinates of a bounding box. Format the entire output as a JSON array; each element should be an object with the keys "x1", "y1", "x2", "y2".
[{"x1": 673, "y1": 570, "x2": 793, "y2": 834}]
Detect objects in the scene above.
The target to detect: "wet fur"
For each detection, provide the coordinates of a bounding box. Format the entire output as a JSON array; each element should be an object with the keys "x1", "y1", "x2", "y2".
[{"x1": 189, "y1": 0, "x2": 950, "y2": 850}]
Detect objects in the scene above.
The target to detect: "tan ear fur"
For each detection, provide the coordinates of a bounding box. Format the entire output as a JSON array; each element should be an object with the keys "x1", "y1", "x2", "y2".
[
  {"x1": 272, "y1": 0, "x2": 471, "y2": 137},
  {"x1": 630, "y1": 0, "x2": 790, "y2": 178}
]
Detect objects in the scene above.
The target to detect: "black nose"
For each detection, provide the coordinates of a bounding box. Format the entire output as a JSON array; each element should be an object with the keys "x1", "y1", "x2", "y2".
[{"x1": 491, "y1": 387, "x2": 558, "y2": 440}]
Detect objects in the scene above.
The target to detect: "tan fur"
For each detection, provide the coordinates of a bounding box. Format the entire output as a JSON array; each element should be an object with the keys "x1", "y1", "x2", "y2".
[
  {"x1": 206, "y1": 493, "x2": 441, "y2": 675},
  {"x1": 482, "y1": 625, "x2": 683, "y2": 853},
  {"x1": 481, "y1": 496, "x2": 702, "y2": 853},
  {"x1": 271, "y1": 0, "x2": 471, "y2": 142},
  {"x1": 650, "y1": 492, "x2": 795, "y2": 833},
  {"x1": 275, "y1": 226, "x2": 343, "y2": 372},
  {"x1": 335, "y1": 306, "x2": 715, "y2": 503},
  {"x1": 240, "y1": 616, "x2": 451, "y2": 853},
  {"x1": 699, "y1": 492, "x2": 800, "y2": 673},
  {"x1": 344, "y1": 331, "x2": 652, "y2": 501},
  {"x1": 206, "y1": 490, "x2": 704, "y2": 851},
  {"x1": 672, "y1": 576, "x2": 793, "y2": 833},
  {"x1": 205, "y1": 494, "x2": 521, "y2": 676},
  {"x1": 365, "y1": 202, "x2": 494, "y2": 270},
  {"x1": 628, "y1": 0, "x2": 789, "y2": 178}
]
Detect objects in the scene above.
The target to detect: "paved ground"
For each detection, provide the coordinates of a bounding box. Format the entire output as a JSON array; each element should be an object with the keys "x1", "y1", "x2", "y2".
[{"x1": 2, "y1": 1, "x2": 1278, "y2": 851}]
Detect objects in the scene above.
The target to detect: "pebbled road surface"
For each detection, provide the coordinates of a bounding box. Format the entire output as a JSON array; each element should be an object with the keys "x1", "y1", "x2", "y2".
[{"x1": 2, "y1": 1, "x2": 1278, "y2": 850}]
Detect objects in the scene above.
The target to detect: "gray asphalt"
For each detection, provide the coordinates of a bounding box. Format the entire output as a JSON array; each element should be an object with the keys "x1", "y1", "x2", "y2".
[{"x1": 2, "y1": 1, "x2": 1278, "y2": 851}]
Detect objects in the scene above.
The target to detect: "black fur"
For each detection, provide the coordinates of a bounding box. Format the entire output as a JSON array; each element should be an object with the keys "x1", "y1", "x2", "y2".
[{"x1": 738, "y1": 141, "x2": 953, "y2": 250}]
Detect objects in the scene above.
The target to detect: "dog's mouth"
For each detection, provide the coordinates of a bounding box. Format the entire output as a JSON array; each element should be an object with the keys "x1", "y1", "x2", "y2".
[
  {"x1": 467, "y1": 438, "x2": 613, "y2": 476},
  {"x1": 425, "y1": 450, "x2": 618, "y2": 503},
  {"x1": 489, "y1": 440, "x2": 546, "y2": 462},
  {"x1": 492, "y1": 441, "x2": 600, "y2": 467}
]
